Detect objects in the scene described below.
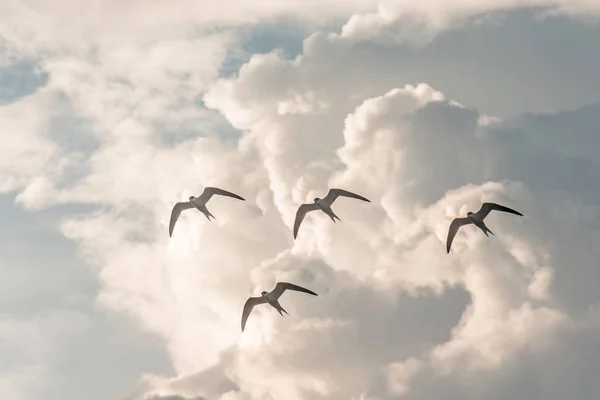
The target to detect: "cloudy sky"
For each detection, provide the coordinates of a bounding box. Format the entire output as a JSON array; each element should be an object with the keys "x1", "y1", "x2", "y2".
[{"x1": 3, "y1": 1, "x2": 600, "y2": 399}]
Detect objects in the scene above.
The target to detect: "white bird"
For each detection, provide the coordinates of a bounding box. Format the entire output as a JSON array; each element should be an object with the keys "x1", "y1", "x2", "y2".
[
  {"x1": 293, "y1": 188, "x2": 370, "y2": 239},
  {"x1": 446, "y1": 202, "x2": 523, "y2": 253},
  {"x1": 241, "y1": 282, "x2": 318, "y2": 332},
  {"x1": 169, "y1": 187, "x2": 245, "y2": 237}
]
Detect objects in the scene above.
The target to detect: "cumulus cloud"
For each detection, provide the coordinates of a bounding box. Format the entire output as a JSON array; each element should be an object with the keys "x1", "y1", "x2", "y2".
[
  {"x1": 96, "y1": 69, "x2": 600, "y2": 398},
  {"x1": 340, "y1": 0, "x2": 600, "y2": 45},
  {"x1": 127, "y1": 30, "x2": 600, "y2": 399},
  {"x1": 3, "y1": 1, "x2": 600, "y2": 400}
]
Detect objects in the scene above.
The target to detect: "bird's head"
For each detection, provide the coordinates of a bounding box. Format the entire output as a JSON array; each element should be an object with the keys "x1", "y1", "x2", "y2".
[
  {"x1": 261, "y1": 291, "x2": 267, "y2": 296},
  {"x1": 467, "y1": 212, "x2": 473, "y2": 217},
  {"x1": 189, "y1": 196, "x2": 195, "y2": 201},
  {"x1": 313, "y1": 197, "x2": 320, "y2": 203}
]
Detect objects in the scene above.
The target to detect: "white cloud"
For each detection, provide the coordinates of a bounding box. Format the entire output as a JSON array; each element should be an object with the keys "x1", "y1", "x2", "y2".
[
  {"x1": 151, "y1": 28, "x2": 600, "y2": 397},
  {"x1": 3, "y1": 1, "x2": 600, "y2": 400},
  {"x1": 0, "y1": 90, "x2": 60, "y2": 193},
  {"x1": 340, "y1": 0, "x2": 600, "y2": 45},
  {"x1": 385, "y1": 357, "x2": 423, "y2": 396},
  {"x1": 108, "y1": 77, "x2": 599, "y2": 397}
]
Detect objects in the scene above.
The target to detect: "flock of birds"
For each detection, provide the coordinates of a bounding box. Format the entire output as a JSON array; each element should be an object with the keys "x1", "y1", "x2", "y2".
[{"x1": 169, "y1": 187, "x2": 523, "y2": 332}]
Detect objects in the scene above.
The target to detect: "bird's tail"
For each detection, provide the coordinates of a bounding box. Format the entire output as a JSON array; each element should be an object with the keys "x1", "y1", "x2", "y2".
[
  {"x1": 329, "y1": 211, "x2": 341, "y2": 223},
  {"x1": 482, "y1": 222, "x2": 494, "y2": 236},
  {"x1": 277, "y1": 306, "x2": 289, "y2": 317},
  {"x1": 204, "y1": 209, "x2": 216, "y2": 221}
]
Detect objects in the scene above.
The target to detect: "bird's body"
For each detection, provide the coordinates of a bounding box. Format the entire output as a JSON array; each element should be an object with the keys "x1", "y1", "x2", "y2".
[
  {"x1": 190, "y1": 197, "x2": 213, "y2": 219},
  {"x1": 314, "y1": 198, "x2": 340, "y2": 221},
  {"x1": 262, "y1": 291, "x2": 288, "y2": 316},
  {"x1": 241, "y1": 282, "x2": 318, "y2": 332},
  {"x1": 315, "y1": 198, "x2": 329, "y2": 211},
  {"x1": 293, "y1": 188, "x2": 370, "y2": 239},
  {"x1": 467, "y1": 212, "x2": 494, "y2": 236},
  {"x1": 169, "y1": 187, "x2": 245, "y2": 237},
  {"x1": 446, "y1": 202, "x2": 523, "y2": 253}
]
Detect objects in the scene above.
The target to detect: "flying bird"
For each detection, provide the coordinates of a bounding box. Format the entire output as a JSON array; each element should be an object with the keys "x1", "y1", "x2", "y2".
[
  {"x1": 293, "y1": 188, "x2": 370, "y2": 239},
  {"x1": 241, "y1": 282, "x2": 318, "y2": 332},
  {"x1": 446, "y1": 202, "x2": 523, "y2": 253},
  {"x1": 169, "y1": 187, "x2": 245, "y2": 237}
]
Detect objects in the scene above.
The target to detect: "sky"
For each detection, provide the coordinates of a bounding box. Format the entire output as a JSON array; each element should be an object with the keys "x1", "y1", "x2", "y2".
[{"x1": 2, "y1": 1, "x2": 600, "y2": 399}]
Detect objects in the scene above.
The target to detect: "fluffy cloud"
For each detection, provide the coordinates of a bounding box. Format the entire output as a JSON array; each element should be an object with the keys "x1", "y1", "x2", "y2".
[
  {"x1": 340, "y1": 0, "x2": 600, "y2": 45},
  {"x1": 197, "y1": 57, "x2": 600, "y2": 397},
  {"x1": 3, "y1": 1, "x2": 600, "y2": 400}
]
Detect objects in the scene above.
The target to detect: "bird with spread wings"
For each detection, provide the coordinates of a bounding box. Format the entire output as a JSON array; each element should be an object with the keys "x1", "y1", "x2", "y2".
[
  {"x1": 293, "y1": 188, "x2": 370, "y2": 239},
  {"x1": 446, "y1": 202, "x2": 523, "y2": 253},
  {"x1": 241, "y1": 282, "x2": 318, "y2": 332},
  {"x1": 169, "y1": 187, "x2": 246, "y2": 237}
]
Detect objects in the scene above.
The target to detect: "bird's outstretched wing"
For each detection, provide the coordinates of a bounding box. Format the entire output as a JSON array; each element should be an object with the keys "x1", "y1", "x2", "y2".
[
  {"x1": 271, "y1": 282, "x2": 318, "y2": 299},
  {"x1": 293, "y1": 203, "x2": 320, "y2": 239},
  {"x1": 197, "y1": 187, "x2": 246, "y2": 204},
  {"x1": 475, "y1": 202, "x2": 523, "y2": 220},
  {"x1": 446, "y1": 217, "x2": 473, "y2": 253},
  {"x1": 322, "y1": 188, "x2": 370, "y2": 206},
  {"x1": 169, "y1": 202, "x2": 195, "y2": 237},
  {"x1": 241, "y1": 296, "x2": 267, "y2": 332}
]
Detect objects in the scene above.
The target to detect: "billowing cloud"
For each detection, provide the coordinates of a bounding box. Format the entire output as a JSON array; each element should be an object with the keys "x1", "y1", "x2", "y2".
[
  {"x1": 3, "y1": 1, "x2": 600, "y2": 400},
  {"x1": 196, "y1": 61, "x2": 600, "y2": 398},
  {"x1": 340, "y1": 0, "x2": 600, "y2": 45}
]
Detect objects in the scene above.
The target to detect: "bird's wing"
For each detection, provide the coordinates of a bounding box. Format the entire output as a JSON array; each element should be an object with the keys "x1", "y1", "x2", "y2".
[
  {"x1": 293, "y1": 203, "x2": 320, "y2": 239},
  {"x1": 475, "y1": 202, "x2": 523, "y2": 220},
  {"x1": 241, "y1": 296, "x2": 267, "y2": 332},
  {"x1": 271, "y1": 282, "x2": 318, "y2": 299},
  {"x1": 198, "y1": 187, "x2": 246, "y2": 204},
  {"x1": 446, "y1": 217, "x2": 473, "y2": 253},
  {"x1": 322, "y1": 188, "x2": 371, "y2": 206},
  {"x1": 169, "y1": 202, "x2": 195, "y2": 237}
]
